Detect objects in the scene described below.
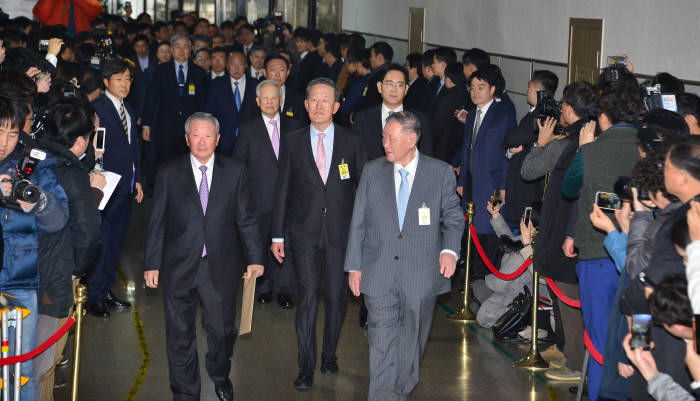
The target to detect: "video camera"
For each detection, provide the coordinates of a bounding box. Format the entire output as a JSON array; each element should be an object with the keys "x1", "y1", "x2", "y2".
[
  {"x1": 89, "y1": 29, "x2": 115, "y2": 70},
  {"x1": 254, "y1": 13, "x2": 283, "y2": 34},
  {"x1": 533, "y1": 90, "x2": 564, "y2": 134},
  {"x1": 641, "y1": 83, "x2": 678, "y2": 113},
  {"x1": 0, "y1": 147, "x2": 46, "y2": 212}
]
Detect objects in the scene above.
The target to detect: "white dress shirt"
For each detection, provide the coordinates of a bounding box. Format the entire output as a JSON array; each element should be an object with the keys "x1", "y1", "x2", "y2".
[
  {"x1": 381, "y1": 103, "x2": 404, "y2": 129},
  {"x1": 299, "y1": 51, "x2": 308, "y2": 60},
  {"x1": 280, "y1": 85, "x2": 287, "y2": 110},
  {"x1": 174, "y1": 60, "x2": 188, "y2": 82},
  {"x1": 104, "y1": 90, "x2": 132, "y2": 145},
  {"x1": 190, "y1": 153, "x2": 215, "y2": 191},
  {"x1": 262, "y1": 113, "x2": 281, "y2": 144},
  {"x1": 473, "y1": 99, "x2": 494, "y2": 134},
  {"x1": 211, "y1": 70, "x2": 226, "y2": 79},
  {"x1": 250, "y1": 67, "x2": 263, "y2": 79},
  {"x1": 138, "y1": 55, "x2": 149, "y2": 72},
  {"x1": 230, "y1": 75, "x2": 246, "y2": 101},
  {"x1": 243, "y1": 43, "x2": 253, "y2": 55}
]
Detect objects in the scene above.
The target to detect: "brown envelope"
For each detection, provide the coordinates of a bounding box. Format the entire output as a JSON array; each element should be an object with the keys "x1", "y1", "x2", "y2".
[{"x1": 239, "y1": 275, "x2": 257, "y2": 335}]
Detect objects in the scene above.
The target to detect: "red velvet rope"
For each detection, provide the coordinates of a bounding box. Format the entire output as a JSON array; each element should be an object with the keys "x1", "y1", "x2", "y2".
[
  {"x1": 0, "y1": 316, "x2": 75, "y2": 366},
  {"x1": 468, "y1": 225, "x2": 531, "y2": 280},
  {"x1": 584, "y1": 329, "x2": 604, "y2": 364},
  {"x1": 544, "y1": 277, "x2": 582, "y2": 308}
]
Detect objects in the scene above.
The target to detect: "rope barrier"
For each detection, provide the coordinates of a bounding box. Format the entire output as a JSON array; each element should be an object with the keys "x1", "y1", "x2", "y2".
[
  {"x1": 468, "y1": 225, "x2": 531, "y2": 280},
  {"x1": 544, "y1": 277, "x2": 582, "y2": 308},
  {"x1": 0, "y1": 316, "x2": 74, "y2": 366},
  {"x1": 584, "y1": 330, "x2": 604, "y2": 365}
]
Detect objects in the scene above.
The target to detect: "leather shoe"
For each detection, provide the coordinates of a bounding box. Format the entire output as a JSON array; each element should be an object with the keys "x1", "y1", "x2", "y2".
[
  {"x1": 87, "y1": 300, "x2": 110, "y2": 318},
  {"x1": 294, "y1": 369, "x2": 313, "y2": 390},
  {"x1": 277, "y1": 294, "x2": 293, "y2": 309},
  {"x1": 104, "y1": 291, "x2": 131, "y2": 309},
  {"x1": 214, "y1": 378, "x2": 234, "y2": 401},
  {"x1": 257, "y1": 292, "x2": 272, "y2": 304},
  {"x1": 320, "y1": 357, "x2": 339, "y2": 375}
]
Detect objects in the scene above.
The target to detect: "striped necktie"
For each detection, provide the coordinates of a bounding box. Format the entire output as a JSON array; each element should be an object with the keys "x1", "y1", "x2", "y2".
[{"x1": 119, "y1": 102, "x2": 128, "y2": 137}]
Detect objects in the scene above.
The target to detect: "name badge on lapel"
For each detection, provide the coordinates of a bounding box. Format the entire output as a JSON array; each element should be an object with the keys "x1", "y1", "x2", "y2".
[
  {"x1": 418, "y1": 202, "x2": 430, "y2": 226},
  {"x1": 188, "y1": 84, "x2": 196, "y2": 95},
  {"x1": 362, "y1": 86, "x2": 368, "y2": 96},
  {"x1": 338, "y1": 159, "x2": 350, "y2": 180},
  {"x1": 285, "y1": 110, "x2": 294, "y2": 117}
]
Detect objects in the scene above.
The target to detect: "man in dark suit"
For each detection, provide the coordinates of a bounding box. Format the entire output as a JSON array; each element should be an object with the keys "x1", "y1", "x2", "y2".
[
  {"x1": 353, "y1": 64, "x2": 433, "y2": 161},
  {"x1": 144, "y1": 112, "x2": 264, "y2": 401},
  {"x1": 233, "y1": 80, "x2": 304, "y2": 309},
  {"x1": 271, "y1": 78, "x2": 367, "y2": 389},
  {"x1": 403, "y1": 53, "x2": 427, "y2": 112},
  {"x1": 355, "y1": 41, "x2": 393, "y2": 113},
  {"x1": 457, "y1": 68, "x2": 517, "y2": 279},
  {"x1": 205, "y1": 50, "x2": 259, "y2": 156},
  {"x1": 426, "y1": 47, "x2": 457, "y2": 117},
  {"x1": 142, "y1": 35, "x2": 208, "y2": 165},
  {"x1": 130, "y1": 34, "x2": 157, "y2": 74},
  {"x1": 345, "y1": 111, "x2": 463, "y2": 401},
  {"x1": 288, "y1": 28, "x2": 323, "y2": 95},
  {"x1": 88, "y1": 58, "x2": 144, "y2": 317},
  {"x1": 263, "y1": 54, "x2": 309, "y2": 126}
]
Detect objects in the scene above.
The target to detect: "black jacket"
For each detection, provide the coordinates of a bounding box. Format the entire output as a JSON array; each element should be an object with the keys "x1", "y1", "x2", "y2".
[
  {"x1": 36, "y1": 138, "x2": 102, "y2": 317},
  {"x1": 432, "y1": 83, "x2": 469, "y2": 164}
]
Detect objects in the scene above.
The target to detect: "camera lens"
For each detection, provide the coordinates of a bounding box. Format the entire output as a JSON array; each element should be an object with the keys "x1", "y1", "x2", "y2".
[{"x1": 14, "y1": 180, "x2": 40, "y2": 203}]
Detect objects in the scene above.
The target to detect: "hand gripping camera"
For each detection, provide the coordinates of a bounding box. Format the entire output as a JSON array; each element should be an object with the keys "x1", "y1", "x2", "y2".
[{"x1": 0, "y1": 147, "x2": 46, "y2": 211}]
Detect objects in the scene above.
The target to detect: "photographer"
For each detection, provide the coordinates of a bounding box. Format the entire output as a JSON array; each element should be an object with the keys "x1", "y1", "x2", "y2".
[
  {"x1": 33, "y1": 98, "x2": 102, "y2": 400},
  {"x1": 0, "y1": 93, "x2": 69, "y2": 401}
]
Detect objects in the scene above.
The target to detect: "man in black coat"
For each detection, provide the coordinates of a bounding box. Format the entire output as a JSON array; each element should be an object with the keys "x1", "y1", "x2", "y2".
[
  {"x1": 270, "y1": 78, "x2": 367, "y2": 390},
  {"x1": 142, "y1": 35, "x2": 208, "y2": 165},
  {"x1": 354, "y1": 41, "x2": 393, "y2": 113},
  {"x1": 233, "y1": 80, "x2": 304, "y2": 309},
  {"x1": 263, "y1": 54, "x2": 309, "y2": 127},
  {"x1": 144, "y1": 112, "x2": 264, "y2": 401},
  {"x1": 352, "y1": 64, "x2": 433, "y2": 160},
  {"x1": 403, "y1": 53, "x2": 427, "y2": 112},
  {"x1": 288, "y1": 28, "x2": 323, "y2": 95}
]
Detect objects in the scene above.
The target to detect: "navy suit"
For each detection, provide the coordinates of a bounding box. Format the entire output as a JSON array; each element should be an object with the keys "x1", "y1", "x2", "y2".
[
  {"x1": 142, "y1": 60, "x2": 208, "y2": 164},
  {"x1": 89, "y1": 94, "x2": 142, "y2": 302},
  {"x1": 458, "y1": 101, "x2": 516, "y2": 234},
  {"x1": 205, "y1": 75, "x2": 259, "y2": 156}
]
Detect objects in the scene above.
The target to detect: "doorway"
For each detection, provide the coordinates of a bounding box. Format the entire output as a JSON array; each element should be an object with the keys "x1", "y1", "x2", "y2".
[
  {"x1": 408, "y1": 7, "x2": 425, "y2": 54},
  {"x1": 567, "y1": 18, "x2": 603, "y2": 84}
]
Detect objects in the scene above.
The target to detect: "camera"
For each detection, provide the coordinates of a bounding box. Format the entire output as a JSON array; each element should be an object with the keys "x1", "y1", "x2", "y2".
[
  {"x1": 0, "y1": 147, "x2": 46, "y2": 211},
  {"x1": 88, "y1": 30, "x2": 115, "y2": 70},
  {"x1": 641, "y1": 84, "x2": 678, "y2": 113},
  {"x1": 38, "y1": 39, "x2": 50, "y2": 53},
  {"x1": 533, "y1": 90, "x2": 564, "y2": 134},
  {"x1": 614, "y1": 176, "x2": 650, "y2": 202}
]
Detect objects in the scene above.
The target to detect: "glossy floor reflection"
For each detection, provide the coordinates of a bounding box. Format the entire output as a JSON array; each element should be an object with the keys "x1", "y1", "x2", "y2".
[{"x1": 52, "y1": 199, "x2": 579, "y2": 401}]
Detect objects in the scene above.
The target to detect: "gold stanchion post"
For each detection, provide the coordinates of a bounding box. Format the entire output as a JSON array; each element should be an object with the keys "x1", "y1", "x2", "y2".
[
  {"x1": 513, "y1": 268, "x2": 548, "y2": 370},
  {"x1": 71, "y1": 284, "x2": 87, "y2": 401},
  {"x1": 448, "y1": 202, "x2": 476, "y2": 321}
]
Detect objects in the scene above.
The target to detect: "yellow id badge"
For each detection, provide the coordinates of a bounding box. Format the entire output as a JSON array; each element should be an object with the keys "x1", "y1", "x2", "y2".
[
  {"x1": 418, "y1": 202, "x2": 430, "y2": 226},
  {"x1": 338, "y1": 160, "x2": 350, "y2": 180},
  {"x1": 285, "y1": 110, "x2": 294, "y2": 117},
  {"x1": 188, "y1": 84, "x2": 195, "y2": 95}
]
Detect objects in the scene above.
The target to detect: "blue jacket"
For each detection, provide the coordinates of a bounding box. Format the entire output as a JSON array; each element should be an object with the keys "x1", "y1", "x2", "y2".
[
  {"x1": 458, "y1": 101, "x2": 517, "y2": 234},
  {"x1": 0, "y1": 150, "x2": 69, "y2": 291}
]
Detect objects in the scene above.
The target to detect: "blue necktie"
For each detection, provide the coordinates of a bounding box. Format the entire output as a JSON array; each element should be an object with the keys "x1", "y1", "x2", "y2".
[
  {"x1": 178, "y1": 64, "x2": 185, "y2": 96},
  {"x1": 397, "y1": 168, "x2": 409, "y2": 230},
  {"x1": 234, "y1": 81, "x2": 242, "y2": 111}
]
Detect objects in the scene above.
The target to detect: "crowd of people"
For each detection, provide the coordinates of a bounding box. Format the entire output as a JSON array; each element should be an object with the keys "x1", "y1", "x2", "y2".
[{"x1": 0, "y1": 4, "x2": 700, "y2": 401}]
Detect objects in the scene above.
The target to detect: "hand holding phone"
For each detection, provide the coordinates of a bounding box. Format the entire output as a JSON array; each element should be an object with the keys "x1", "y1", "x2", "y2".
[
  {"x1": 595, "y1": 191, "x2": 622, "y2": 211},
  {"x1": 94, "y1": 127, "x2": 106, "y2": 152}
]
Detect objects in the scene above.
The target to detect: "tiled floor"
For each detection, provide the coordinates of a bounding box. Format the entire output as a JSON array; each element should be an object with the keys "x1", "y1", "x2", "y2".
[{"x1": 52, "y1": 199, "x2": 579, "y2": 401}]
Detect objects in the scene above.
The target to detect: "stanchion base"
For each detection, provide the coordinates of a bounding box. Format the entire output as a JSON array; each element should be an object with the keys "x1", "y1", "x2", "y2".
[
  {"x1": 513, "y1": 351, "x2": 549, "y2": 370},
  {"x1": 447, "y1": 307, "x2": 476, "y2": 321}
]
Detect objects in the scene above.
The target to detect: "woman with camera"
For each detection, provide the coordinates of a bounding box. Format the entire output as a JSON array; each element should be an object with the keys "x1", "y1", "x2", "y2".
[{"x1": 33, "y1": 97, "x2": 103, "y2": 400}]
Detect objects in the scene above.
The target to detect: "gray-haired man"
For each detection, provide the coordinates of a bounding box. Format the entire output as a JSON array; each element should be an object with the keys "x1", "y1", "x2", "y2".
[{"x1": 144, "y1": 112, "x2": 263, "y2": 401}]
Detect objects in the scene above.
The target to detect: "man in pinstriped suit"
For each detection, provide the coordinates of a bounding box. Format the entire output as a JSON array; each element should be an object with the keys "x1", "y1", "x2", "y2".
[{"x1": 344, "y1": 111, "x2": 463, "y2": 401}]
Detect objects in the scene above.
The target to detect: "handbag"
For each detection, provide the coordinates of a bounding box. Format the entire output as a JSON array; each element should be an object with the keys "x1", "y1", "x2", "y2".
[{"x1": 492, "y1": 286, "x2": 531, "y2": 340}]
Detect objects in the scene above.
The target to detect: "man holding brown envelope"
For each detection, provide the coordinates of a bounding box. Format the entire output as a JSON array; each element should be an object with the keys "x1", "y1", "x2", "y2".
[{"x1": 143, "y1": 112, "x2": 264, "y2": 401}]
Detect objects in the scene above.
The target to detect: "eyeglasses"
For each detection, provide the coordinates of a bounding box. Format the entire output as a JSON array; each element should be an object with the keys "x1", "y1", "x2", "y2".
[
  {"x1": 468, "y1": 85, "x2": 489, "y2": 92},
  {"x1": 111, "y1": 77, "x2": 133, "y2": 84},
  {"x1": 382, "y1": 80, "x2": 406, "y2": 89}
]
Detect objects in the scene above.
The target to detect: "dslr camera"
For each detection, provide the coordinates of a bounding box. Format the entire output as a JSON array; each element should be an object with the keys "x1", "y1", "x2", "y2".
[
  {"x1": 0, "y1": 147, "x2": 46, "y2": 212},
  {"x1": 614, "y1": 176, "x2": 650, "y2": 202},
  {"x1": 533, "y1": 90, "x2": 564, "y2": 134}
]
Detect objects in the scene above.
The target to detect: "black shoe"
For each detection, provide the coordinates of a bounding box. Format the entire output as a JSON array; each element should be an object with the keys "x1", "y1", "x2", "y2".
[
  {"x1": 214, "y1": 378, "x2": 234, "y2": 401},
  {"x1": 257, "y1": 292, "x2": 272, "y2": 304},
  {"x1": 277, "y1": 294, "x2": 293, "y2": 309},
  {"x1": 320, "y1": 357, "x2": 339, "y2": 375},
  {"x1": 104, "y1": 290, "x2": 131, "y2": 309},
  {"x1": 57, "y1": 356, "x2": 70, "y2": 367},
  {"x1": 294, "y1": 369, "x2": 313, "y2": 390},
  {"x1": 53, "y1": 377, "x2": 67, "y2": 389},
  {"x1": 359, "y1": 303, "x2": 368, "y2": 329},
  {"x1": 87, "y1": 300, "x2": 110, "y2": 318}
]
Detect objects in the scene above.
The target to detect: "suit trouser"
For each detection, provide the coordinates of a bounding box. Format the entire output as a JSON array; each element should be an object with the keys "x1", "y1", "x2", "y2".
[
  {"x1": 164, "y1": 257, "x2": 236, "y2": 401},
  {"x1": 256, "y1": 215, "x2": 295, "y2": 295},
  {"x1": 88, "y1": 183, "x2": 132, "y2": 301},
  {"x1": 364, "y1": 285, "x2": 437, "y2": 401},
  {"x1": 555, "y1": 280, "x2": 585, "y2": 371},
  {"x1": 293, "y1": 244, "x2": 348, "y2": 370}
]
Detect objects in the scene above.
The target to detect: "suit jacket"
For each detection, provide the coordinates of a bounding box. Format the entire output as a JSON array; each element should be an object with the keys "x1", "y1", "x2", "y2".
[
  {"x1": 232, "y1": 114, "x2": 304, "y2": 222},
  {"x1": 458, "y1": 101, "x2": 517, "y2": 233},
  {"x1": 143, "y1": 154, "x2": 263, "y2": 294},
  {"x1": 271, "y1": 124, "x2": 367, "y2": 249},
  {"x1": 404, "y1": 76, "x2": 428, "y2": 112},
  {"x1": 352, "y1": 104, "x2": 433, "y2": 160},
  {"x1": 205, "y1": 75, "x2": 259, "y2": 156},
  {"x1": 92, "y1": 94, "x2": 141, "y2": 188},
  {"x1": 289, "y1": 51, "x2": 323, "y2": 94},
  {"x1": 141, "y1": 61, "x2": 208, "y2": 160},
  {"x1": 343, "y1": 155, "x2": 463, "y2": 298},
  {"x1": 281, "y1": 87, "x2": 310, "y2": 126},
  {"x1": 355, "y1": 64, "x2": 388, "y2": 113},
  {"x1": 432, "y1": 83, "x2": 470, "y2": 164}
]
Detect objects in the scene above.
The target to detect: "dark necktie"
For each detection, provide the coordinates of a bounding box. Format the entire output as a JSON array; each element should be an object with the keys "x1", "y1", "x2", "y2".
[
  {"x1": 178, "y1": 64, "x2": 185, "y2": 96},
  {"x1": 469, "y1": 109, "x2": 482, "y2": 172}
]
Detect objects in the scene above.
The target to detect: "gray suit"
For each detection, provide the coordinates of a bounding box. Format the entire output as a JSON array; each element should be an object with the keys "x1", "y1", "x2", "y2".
[{"x1": 344, "y1": 154, "x2": 463, "y2": 401}]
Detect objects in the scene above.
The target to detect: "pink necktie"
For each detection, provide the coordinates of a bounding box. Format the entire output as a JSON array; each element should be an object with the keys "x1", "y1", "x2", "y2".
[
  {"x1": 270, "y1": 120, "x2": 280, "y2": 159},
  {"x1": 316, "y1": 133, "x2": 326, "y2": 184}
]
